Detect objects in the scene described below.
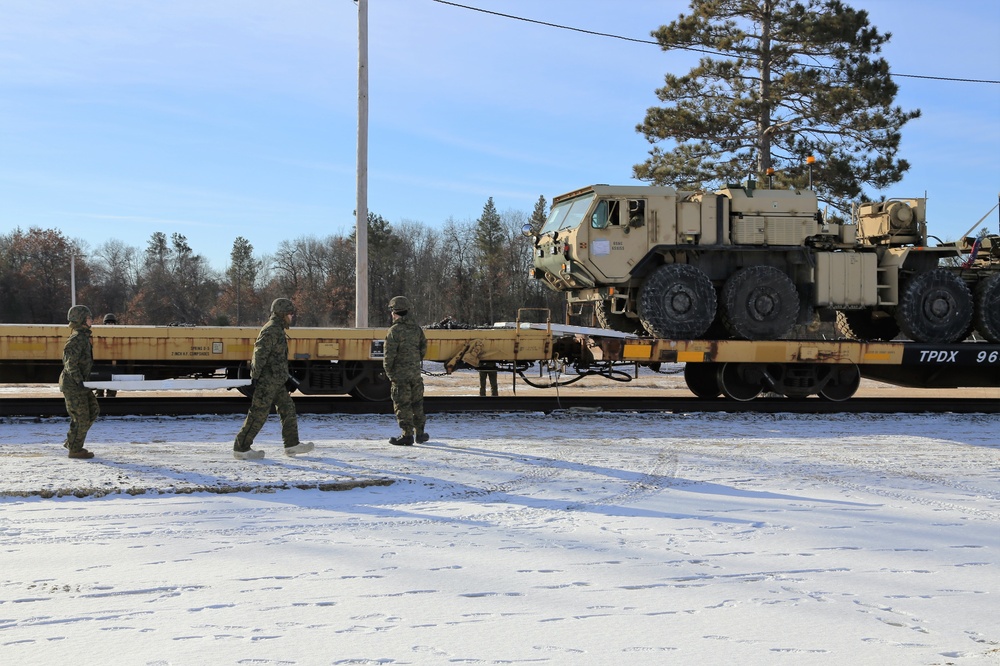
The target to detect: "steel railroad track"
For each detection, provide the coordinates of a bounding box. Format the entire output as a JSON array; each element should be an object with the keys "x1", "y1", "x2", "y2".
[{"x1": 2, "y1": 395, "x2": 997, "y2": 418}]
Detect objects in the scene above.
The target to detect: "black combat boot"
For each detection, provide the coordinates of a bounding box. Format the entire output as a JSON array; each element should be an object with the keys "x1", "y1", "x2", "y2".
[{"x1": 389, "y1": 434, "x2": 414, "y2": 446}]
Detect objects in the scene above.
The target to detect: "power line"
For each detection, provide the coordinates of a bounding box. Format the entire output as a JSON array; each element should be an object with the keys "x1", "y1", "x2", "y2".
[{"x1": 431, "y1": 0, "x2": 1000, "y2": 85}]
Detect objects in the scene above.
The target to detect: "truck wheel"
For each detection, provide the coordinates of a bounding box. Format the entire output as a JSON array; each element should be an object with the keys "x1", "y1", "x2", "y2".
[
  {"x1": 638, "y1": 264, "x2": 717, "y2": 339},
  {"x1": 683, "y1": 362, "x2": 721, "y2": 398},
  {"x1": 721, "y1": 266, "x2": 799, "y2": 340},
  {"x1": 974, "y1": 273, "x2": 1000, "y2": 343},
  {"x1": 838, "y1": 309, "x2": 900, "y2": 341},
  {"x1": 895, "y1": 269, "x2": 973, "y2": 343},
  {"x1": 595, "y1": 300, "x2": 644, "y2": 335}
]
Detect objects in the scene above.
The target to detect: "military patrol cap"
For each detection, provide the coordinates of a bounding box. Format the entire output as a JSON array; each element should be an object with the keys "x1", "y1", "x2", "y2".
[
  {"x1": 389, "y1": 296, "x2": 411, "y2": 313},
  {"x1": 67, "y1": 305, "x2": 92, "y2": 324},
  {"x1": 271, "y1": 298, "x2": 296, "y2": 316}
]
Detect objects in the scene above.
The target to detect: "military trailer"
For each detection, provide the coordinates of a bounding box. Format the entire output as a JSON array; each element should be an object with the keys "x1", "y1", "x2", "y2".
[{"x1": 528, "y1": 183, "x2": 999, "y2": 344}]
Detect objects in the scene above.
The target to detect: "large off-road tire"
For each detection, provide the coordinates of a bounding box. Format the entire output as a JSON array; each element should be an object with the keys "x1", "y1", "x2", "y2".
[
  {"x1": 594, "y1": 300, "x2": 645, "y2": 335},
  {"x1": 637, "y1": 264, "x2": 717, "y2": 339},
  {"x1": 973, "y1": 273, "x2": 1000, "y2": 343},
  {"x1": 838, "y1": 309, "x2": 901, "y2": 341},
  {"x1": 721, "y1": 266, "x2": 799, "y2": 340},
  {"x1": 895, "y1": 269, "x2": 973, "y2": 343},
  {"x1": 702, "y1": 311, "x2": 732, "y2": 340}
]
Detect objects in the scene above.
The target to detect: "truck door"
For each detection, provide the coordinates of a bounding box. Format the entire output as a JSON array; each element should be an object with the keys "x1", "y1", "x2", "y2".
[{"x1": 580, "y1": 198, "x2": 644, "y2": 282}]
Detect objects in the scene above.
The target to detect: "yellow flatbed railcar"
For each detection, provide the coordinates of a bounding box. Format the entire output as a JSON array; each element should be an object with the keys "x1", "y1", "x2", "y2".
[
  {"x1": 1, "y1": 322, "x2": 997, "y2": 401},
  {"x1": 0, "y1": 323, "x2": 554, "y2": 400}
]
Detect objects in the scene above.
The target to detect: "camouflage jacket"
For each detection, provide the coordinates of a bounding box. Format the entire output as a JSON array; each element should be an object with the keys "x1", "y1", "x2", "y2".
[
  {"x1": 383, "y1": 314, "x2": 427, "y2": 382},
  {"x1": 59, "y1": 325, "x2": 93, "y2": 393},
  {"x1": 250, "y1": 315, "x2": 290, "y2": 385}
]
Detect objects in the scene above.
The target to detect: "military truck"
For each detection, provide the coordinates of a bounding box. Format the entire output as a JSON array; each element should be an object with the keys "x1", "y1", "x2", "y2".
[{"x1": 528, "y1": 183, "x2": 999, "y2": 343}]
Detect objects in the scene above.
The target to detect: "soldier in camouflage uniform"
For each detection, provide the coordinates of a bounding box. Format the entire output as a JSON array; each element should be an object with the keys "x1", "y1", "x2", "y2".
[
  {"x1": 384, "y1": 296, "x2": 428, "y2": 446},
  {"x1": 233, "y1": 298, "x2": 315, "y2": 460},
  {"x1": 60, "y1": 305, "x2": 99, "y2": 459}
]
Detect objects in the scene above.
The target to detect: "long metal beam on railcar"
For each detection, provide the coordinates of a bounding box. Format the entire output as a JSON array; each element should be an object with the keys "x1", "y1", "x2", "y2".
[{"x1": 570, "y1": 334, "x2": 1000, "y2": 400}]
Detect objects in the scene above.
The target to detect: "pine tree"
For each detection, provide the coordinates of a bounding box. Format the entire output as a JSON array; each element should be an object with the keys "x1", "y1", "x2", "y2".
[
  {"x1": 635, "y1": 0, "x2": 920, "y2": 210},
  {"x1": 474, "y1": 197, "x2": 506, "y2": 324},
  {"x1": 529, "y1": 195, "x2": 548, "y2": 232},
  {"x1": 365, "y1": 212, "x2": 404, "y2": 325},
  {"x1": 223, "y1": 237, "x2": 261, "y2": 325}
]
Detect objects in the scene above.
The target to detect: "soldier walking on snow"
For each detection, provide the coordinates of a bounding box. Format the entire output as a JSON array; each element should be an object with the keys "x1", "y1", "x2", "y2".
[
  {"x1": 233, "y1": 298, "x2": 314, "y2": 460},
  {"x1": 384, "y1": 296, "x2": 428, "y2": 446},
  {"x1": 60, "y1": 305, "x2": 99, "y2": 459}
]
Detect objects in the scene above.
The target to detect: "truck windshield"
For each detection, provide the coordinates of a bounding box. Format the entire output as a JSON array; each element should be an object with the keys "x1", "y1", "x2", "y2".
[{"x1": 540, "y1": 193, "x2": 595, "y2": 234}]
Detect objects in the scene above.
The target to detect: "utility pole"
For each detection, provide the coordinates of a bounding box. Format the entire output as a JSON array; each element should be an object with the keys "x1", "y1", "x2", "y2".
[
  {"x1": 70, "y1": 255, "x2": 77, "y2": 307},
  {"x1": 355, "y1": 0, "x2": 369, "y2": 327}
]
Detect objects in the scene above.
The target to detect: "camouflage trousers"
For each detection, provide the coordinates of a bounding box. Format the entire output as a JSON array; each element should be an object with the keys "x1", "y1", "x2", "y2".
[
  {"x1": 390, "y1": 376, "x2": 425, "y2": 436},
  {"x1": 234, "y1": 381, "x2": 299, "y2": 451},
  {"x1": 63, "y1": 388, "x2": 99, "y2": 452}
]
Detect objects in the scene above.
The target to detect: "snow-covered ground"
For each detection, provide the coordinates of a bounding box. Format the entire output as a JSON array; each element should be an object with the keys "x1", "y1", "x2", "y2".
[{"x1": 1, "y1": 407, "x2": 998, "y2": 665}]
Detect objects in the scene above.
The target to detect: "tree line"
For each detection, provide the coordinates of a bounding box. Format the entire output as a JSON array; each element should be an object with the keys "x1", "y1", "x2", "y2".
[{"x1": 0, "y1": 197, "x2": 568, "y2": 328}]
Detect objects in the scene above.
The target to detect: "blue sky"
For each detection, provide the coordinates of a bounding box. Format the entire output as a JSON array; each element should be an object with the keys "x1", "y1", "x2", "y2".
[{"x1": 1, "y1": 0, "x2": 998, "y2": 270}]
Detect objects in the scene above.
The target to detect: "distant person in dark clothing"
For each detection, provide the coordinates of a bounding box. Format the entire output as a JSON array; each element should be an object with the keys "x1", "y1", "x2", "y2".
[
  {"x1": 95, "y1": 313, "x2": 118, "y2": 397},
  {"x1": 479, "y1": 362, "x2": 498, "y2": 397}
]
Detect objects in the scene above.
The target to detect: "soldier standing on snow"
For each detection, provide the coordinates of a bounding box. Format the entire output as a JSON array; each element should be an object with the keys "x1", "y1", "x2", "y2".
[
  {"x1": 233, "y1": 298, "x2": 314, "y2": 460},
  {"x1": 60, "y1": 305, "x2": 99, "y2": 459},
  {"x1": 384, "y1": 296, "x2": 428, "y2": 446}
]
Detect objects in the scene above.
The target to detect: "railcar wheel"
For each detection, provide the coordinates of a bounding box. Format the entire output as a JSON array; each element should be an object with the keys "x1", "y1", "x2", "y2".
[
  {"x1": 684, "y1": 362, "x2": 721, "y2": 398},
  {"x1": 595, "y1": 300, "x2": 644, "y2": 335},
  {"x1": 346, "y1": 362, "x2": 392, "y2": 401},
  {"x1": 974, "y1": 273, "x2": 1000, "y2": 343},
  {"x1": 817, "y1": 364, "x2": 861, "y2": 402},
  {"x1": 721, "y1": 266, "x2": 799, "y2": 340},
  {"x1": 895, "y1": 269, "x2": 973, "y2": 343},
  {"x1": 638, "y1": 264, "x2": 717, "y2": 339},
  {"x1": 717, "y1": 363, "x2": 763, "y2": 401},
  {"x1": 838, "y1": 309, "x2": 900, "y2": 341}
]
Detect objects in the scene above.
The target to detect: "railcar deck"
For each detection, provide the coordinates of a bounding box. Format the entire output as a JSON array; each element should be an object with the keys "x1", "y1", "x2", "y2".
[{"x1": 1, "y1": 323, "x2": 997, "y2": 401}]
